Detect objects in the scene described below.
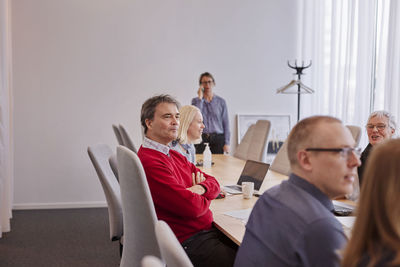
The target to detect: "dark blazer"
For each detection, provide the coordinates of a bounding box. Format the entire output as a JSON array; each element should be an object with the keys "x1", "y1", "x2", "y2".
[{"x1": 357, "y1": 143, "x2": 373, "y2": 187}]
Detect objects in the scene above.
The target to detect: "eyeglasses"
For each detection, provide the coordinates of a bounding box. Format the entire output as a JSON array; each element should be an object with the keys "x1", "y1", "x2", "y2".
[
  {"x1": 366, "y1": 124, "x2": 387, "y2": 131},
  {"x1": 201, "y1": 81, "x2": 213, "y2": 85},
  {"x1": 305, "y1": 147, "x2": 362, "y2": 159}
]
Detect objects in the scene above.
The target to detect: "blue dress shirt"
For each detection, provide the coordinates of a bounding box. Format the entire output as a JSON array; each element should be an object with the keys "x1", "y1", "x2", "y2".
[
  {"x1": 170, "y1": 140, "x2": 196, "y2": 164},
  {"x1": 192, "y1": 94, "x2": 230, "y2": 145}
]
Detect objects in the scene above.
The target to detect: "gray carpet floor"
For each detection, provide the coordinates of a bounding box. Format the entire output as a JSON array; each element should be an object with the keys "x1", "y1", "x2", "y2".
[{"x1": 0, "y1": 208, "x2": 120, "y2": 267}]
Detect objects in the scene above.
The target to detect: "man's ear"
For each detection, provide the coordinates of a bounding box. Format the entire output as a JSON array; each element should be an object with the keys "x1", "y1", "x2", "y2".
[
  {"x1": 145, "y1": 118, "x2": 153, "y2": 130},
  {"x1": 297, "y1": 150, "x2": 313, "y2": 171}
]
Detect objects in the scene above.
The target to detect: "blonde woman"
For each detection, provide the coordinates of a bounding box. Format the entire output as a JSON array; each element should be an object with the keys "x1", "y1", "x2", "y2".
[
  {"x1": 170, "y1": 105, "x2": 205, "y2": 164},
  {"x1": 342, "y1": 138, "x2": 400, "y2": 267}
]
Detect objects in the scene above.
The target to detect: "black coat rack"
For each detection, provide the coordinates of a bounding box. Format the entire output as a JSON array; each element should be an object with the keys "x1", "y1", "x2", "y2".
[{"x1": 277, "y1": 60, "x2": 313, "y2": 122}]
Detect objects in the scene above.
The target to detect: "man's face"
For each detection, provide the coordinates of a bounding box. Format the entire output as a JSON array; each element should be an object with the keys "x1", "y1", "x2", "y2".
[
  {"x1": 305, "y1": 122, "x2": 361, "y2": 199},
  {"x1": 367, "y1": 116, "x2": 394, "y2": 146},
  {"x1": 145, "y1": 102, "x2": 180, "y2": 145}
]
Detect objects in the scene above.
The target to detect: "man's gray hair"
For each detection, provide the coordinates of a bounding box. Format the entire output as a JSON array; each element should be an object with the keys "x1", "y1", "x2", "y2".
[{"x1": 368, "y1": 110, "x2": 397, "y2": 130}]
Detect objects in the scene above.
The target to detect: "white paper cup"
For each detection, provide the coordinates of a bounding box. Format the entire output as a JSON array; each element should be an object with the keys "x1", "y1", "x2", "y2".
[{"x1": 242, "y1": 182, "x2": 254, "y2": 199}]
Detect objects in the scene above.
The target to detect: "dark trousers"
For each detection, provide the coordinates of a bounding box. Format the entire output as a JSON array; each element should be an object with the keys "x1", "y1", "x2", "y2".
[
  {"x1": 195, "y1": 133, "x2": 225, "y2": 154},
  {"x1": 181, "y1": 227, "x2": 237, "y2": 267}
]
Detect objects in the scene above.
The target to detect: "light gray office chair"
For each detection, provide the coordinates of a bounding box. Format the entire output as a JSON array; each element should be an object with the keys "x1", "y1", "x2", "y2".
[
  {"x1": 269, "y1": 139, "x2": 291, "y2": 176},
  {"x1": 346, "y1": 125, "x2": 362, "y2": 146},
  {"x1": 247, "y1": 120, "x2": 271, "y2": 162},
  {"x1": 234, "y1": 124, "x2": 255, "y2": 160},
  {"x1": 234, "y1": 120, "x2": 271, "y2": 162},
  {"x1": 87, "y1": 144, "x2": 123, "y2": 253},
  {"x1": 155, "y1": 220, "x2": 193, "y2": 267},
  {"x1": 109, "y1": 153, "x2": 119, "y2": 181},
  {"x1": 141, "y1": 256, "x2": 164, "y2": 267},
  {"x1": 113, "y1": 124, "x2": 124, "y2": 146},
  {"x1": 117, "y1": 145, "x2": 161, "y2": 267},
  {"x1": 119, "y1": 124, "x2": 138, "y2": 153}
]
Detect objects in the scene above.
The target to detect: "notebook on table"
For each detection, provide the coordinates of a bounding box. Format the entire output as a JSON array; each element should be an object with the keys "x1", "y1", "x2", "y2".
[{"x1": 223, "y1": 160, "x2": 270, "y2": 195}]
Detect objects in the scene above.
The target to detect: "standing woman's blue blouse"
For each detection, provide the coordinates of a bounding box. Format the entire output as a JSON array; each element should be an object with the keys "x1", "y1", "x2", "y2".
[{"x1": 170, "y1": 140, "x2": 196, "y2": 164}]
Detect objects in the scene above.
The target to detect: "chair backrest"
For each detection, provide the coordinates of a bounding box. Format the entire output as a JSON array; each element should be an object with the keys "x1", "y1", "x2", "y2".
[
  {"x1": 117, "y1": 145, "x2": 161, "y2": 267},
  {"x1": 109, "y1": 153, "x2": 119, "y2": 181},
  {"x1": 87, "y1": 144, "x2": 123, "y2": 241},
  {"x1": 346, "y1": 125, "x2": 362, "y2": 146},
  {"x1": 155, "y1": 220, "x2": 193, "y2": 267},
  {"x1": 269, "y1": 139, "x2": 291, "y2": 176},
  {"x1": 141, "y1": 256, "x2": 164, "y2": 267},
  {"x1": 234, "y1": 124, "x2": 255, "y2": 160},
  {"x1": 247, "y1": 120, "x2": 271, "y2": 162},
  {"x1": 113, "y1": 124, "x2": 124, "y2": 146},
  {"x1": 234, "y1": 120, "x2": 271, "y2": 162},
  {"x1": 119, "y1": 124, "x2": 138, "y2": 153}
]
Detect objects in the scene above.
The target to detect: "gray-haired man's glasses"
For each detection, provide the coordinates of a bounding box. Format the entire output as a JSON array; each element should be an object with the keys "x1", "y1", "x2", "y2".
[{"x1": 305, "y1": 147, "x2": 362, "y2": 159}]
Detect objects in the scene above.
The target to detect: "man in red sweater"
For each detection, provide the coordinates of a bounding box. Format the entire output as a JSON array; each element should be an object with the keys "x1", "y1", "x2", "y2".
[{"x1": 138, "y1": 95, "x2": 237, "y2": 267}]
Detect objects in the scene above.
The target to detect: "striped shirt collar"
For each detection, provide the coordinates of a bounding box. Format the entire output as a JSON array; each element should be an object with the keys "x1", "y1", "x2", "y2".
[{"x1": 142, "y1": 137, "x2": 170, "y2": 156}]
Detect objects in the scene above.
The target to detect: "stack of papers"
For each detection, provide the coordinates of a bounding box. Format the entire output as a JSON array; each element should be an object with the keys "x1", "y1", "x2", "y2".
[
  {"x1": 223, "y1": 208, "x2": 252, "y2": 224},
  {"x1": 335, "y1": 216, "x2": 356, "y2": 237}
]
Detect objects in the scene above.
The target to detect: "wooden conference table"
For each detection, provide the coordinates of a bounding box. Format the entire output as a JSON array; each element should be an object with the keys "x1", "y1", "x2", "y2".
[{"x1": 197, "y1": 154, "x2": 355, "y2": 245}]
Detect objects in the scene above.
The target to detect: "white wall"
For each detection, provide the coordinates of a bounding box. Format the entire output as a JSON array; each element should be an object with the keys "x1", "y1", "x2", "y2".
[{"x1": 11, "y1": 0, "x2": 299, "y2": 208}]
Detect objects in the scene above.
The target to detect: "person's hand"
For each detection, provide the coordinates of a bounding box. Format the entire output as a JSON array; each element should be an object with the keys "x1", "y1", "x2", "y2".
[
  {"x1": 187, "y1": 185, "x2": 206, "y2": 195},
  {"x1": 192, "y1": 172, "x2": 205, "y2": 185},
  {"x1": 223, "y1": 145, "x2": 230, "y2": 154},
  {"x1": 197, "y1": 87, "x2": 204, "y2": 100},
  {"x1": 187, "y1": 172, "x2": 206, "y2": 195}
]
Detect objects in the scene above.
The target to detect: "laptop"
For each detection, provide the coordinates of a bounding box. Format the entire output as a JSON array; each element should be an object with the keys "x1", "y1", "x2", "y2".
[{"x1": 223, "y1": 160, "x2": 270, "y2": 195}]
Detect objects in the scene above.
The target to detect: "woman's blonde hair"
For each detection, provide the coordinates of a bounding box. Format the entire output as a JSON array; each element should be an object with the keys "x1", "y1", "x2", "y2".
[
  {"x1": 341, "y1": 138, "x2": 400, "y2": 267},
  {"x1": 177, "y1": 105, "x2": 202, "y2": 144}
]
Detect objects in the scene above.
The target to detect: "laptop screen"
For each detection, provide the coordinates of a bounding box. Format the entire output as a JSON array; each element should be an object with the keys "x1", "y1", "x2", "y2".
[{"x1": 237, "y1": 160, "x2": 270, "y2": 190}]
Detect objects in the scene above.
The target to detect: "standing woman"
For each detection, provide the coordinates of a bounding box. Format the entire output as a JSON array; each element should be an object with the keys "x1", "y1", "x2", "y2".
[
  {"x1": 192, "y1": 72, "x2": 230, "y2": 154},
  {"x1": 170, "y1": 105, "x2": 205, "y2": 164},
  {"x1": 341, "y1": 138, "x2": 400, "y2": 267}
]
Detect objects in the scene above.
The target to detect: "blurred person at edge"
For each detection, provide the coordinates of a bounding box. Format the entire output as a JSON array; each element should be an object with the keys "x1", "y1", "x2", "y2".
[{"x1": 342, "y1": 138, "x2": 400, "y2": 267}]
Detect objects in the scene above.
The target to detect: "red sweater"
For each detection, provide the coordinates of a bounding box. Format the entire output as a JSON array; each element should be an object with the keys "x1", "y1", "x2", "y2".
[{"x1": 138, "y1": 146, "x2": 220, "y2": 243}]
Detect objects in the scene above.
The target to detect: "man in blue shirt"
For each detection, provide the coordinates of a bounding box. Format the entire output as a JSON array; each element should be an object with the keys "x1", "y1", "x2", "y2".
[
  {"x1": 234, "y1": 116, "x2": 361, "y2": 267},
  {"x1": 192, "y1": 72, "x2": 230, "y2": 154}
]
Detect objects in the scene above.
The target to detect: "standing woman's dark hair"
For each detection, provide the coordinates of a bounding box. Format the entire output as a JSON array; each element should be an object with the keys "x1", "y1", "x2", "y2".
[
  {"x1": 341, "y1": 138, "x2": 400, "y2": 267},
  {"x1": 198, "y1": 72, "x2": 215, "y2": 85}
]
